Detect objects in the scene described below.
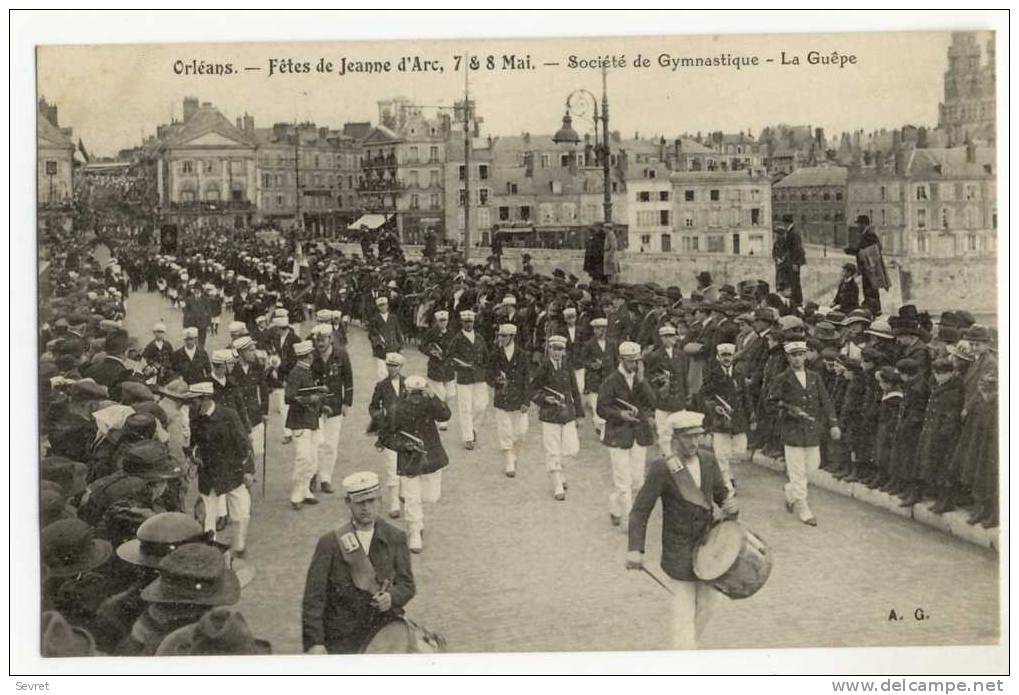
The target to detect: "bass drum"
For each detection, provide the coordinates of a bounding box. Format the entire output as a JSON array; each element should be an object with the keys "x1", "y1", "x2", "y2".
[
  {"x1": 360, "y1": 617, "x2": 447, "y2": 654},
  {"x1": 693, "y1": 520, "x2": 772, "y2": 599}
]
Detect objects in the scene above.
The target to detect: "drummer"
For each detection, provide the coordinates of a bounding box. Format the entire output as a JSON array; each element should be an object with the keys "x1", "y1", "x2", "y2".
[
  {"x1": 625, "y1": 411, "x2": 738, "y2": 649},
  {"x1": 301, "y1": 471, "x2": 416, "y2": 654}
]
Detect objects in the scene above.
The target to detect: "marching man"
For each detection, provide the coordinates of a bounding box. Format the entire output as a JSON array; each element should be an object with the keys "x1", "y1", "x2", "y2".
[
  {"x1": 448, "y1": 310, "x2": 489, "y2": 450},
  {"x1": 311, "y1": 323, "x2": 354, "y2": 495},
  {"x1": 285, "y1": 340, "x2": 323, "y2": 511},
  {"x1": 368, "y1": 295, "x2": 404, "y2": 380},
  {"x1": 419, "y1": 310, "x2": 456, "y2": 432},
  {"x1": 488, "y1": 323, "x2": 530, "y2": 478},
  {"x1": 644, "y1": 324, "x2": 690, "y2": 457},
  {"x1": 380, "y1": 375, "x2": 451, "y2": 553},
  {"x1": 529, "y1": 335, "x2": 583, "y2": 501},
  {"x1": 580, "y1": 316, "x2": 614, "y2": 438},
  {"x1": 765, "y1": 340, "x2": 840, "y2": 526},
  {"x1": 597, "y1": 341, "x2": 657, "y2": 527},
  {"x1": 626, "y1": 411, "x2": 738, "y2": 649},
  {"x1": 700, "y1": 343, "x2": 753, "y2": 490},
  {"x1": 368, "y1": 353, "x2": 406, "y2": 518}
]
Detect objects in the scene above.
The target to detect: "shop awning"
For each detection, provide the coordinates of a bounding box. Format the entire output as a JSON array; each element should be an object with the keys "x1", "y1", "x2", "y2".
[{"x1": 350, "y1": 214, "x2": 391, "y2": 230}]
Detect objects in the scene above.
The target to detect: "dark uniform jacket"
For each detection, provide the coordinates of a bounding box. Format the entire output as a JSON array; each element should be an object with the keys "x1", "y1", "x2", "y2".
[
  {"x1": 529, "y1": 357, "x2": 583, "y2": 424},
  {"x1": 488, "y1": 343, "x2": 530, "y2": 411},
  {"x1": 270, "y1": 329, "x2": 301, "y2": 384},
  {"x1": 418, "y1": 326, "x2": 455, "y2": 383},
  {"x1": 191, "y1": 403, "x2": 253, "y2": 495},
  {"x1": 368, "y1": 375, "x2": 405, "y2": 430},
  {"x1": 231, "y1": 361, "x2": 271, "y2": 430},
  {"x1": 579, "y1": 336, "x2": 617, "y2": 395},
  {"x1": 382, "y1": 395, "x2": 452, "y2": 477},
  {"x1": 765, "y1": 367, "x2": 838, "y2": 447},
  {"x1": 212, "y1": 374, "x2": 251, "y2": 431},
  {"x1": 628, "y1": 452, "x2": 729, "y2": 581},
  {"x1": 700, "y1": 359, "x2": 753, "y2": 434},
  {"x1": 169, "y1": 346, "x2": 211, "y2": 385},
  {"x1": 368, "y1": 312, "x2": 404, "y2": 360},
  {"x1": 644, "y1": 345, "x2": 690, "y2": 413},
  {"x1": 285, "y1": 362, "x2": 321, "y2": 431},
  {"x1": 596, "y1": 369, "x2": 657, "y2": 449},
  {"x1": 141, "y1": 340, "x2": 174, "y2": 375},
  {"x1": 447, "y1": 330, "x2": 488, "y2": 385},
  {"x1": 312, "y1": 347, "x2": 354, "y2": 416},
  {"x1": 301, "y1": 519, "x2": 415, "y2": 653}
]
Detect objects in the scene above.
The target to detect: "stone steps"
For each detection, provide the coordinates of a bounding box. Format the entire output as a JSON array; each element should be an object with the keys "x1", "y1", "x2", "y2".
[{"x1": 746, "y1": 451, "x2": 999, "y2": 551}]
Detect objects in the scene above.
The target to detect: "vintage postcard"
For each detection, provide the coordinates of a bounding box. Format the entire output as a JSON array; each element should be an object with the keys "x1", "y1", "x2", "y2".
[{"x1": 19, "y1": 12, "x2": 1006, "y2": 678}]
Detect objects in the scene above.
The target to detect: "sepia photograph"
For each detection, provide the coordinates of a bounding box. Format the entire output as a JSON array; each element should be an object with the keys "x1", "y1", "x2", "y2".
[{"x1": 12, "y1": 9, "x2": 1008, "y2": 680}]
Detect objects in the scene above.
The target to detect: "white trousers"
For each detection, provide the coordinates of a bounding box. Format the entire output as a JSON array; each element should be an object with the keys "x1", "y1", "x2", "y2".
[
  {"x1": 382, "y1": 448, "x2": 399, "y2": 489},
  {"x1": 317, "y1": 414, "x2": 344, "y2": 483},
  {"x1": 201, "y1": 483, "x2": 251, "y2": 533},
  {"x1": 428, "y1": 379, "x2": 456, "y2": 428},
  {"x1": 712, "y1": 432, "x2": 747, "y2": 491},
  {"x1": 290, "y1": 428, "x2": 320, "y2": 503},
  {"x1": 400, "y1": 470, "x2": 442, "y2": 534},
  {"x1": 495, "y1": 408, "x2": 529, "y2": 451},
  {"x1": 655, "y1": 409, "x2": 677, "y2": 456},
  {"x1": 271, "y1": 388, "x2": 291, "y2": 437},
  {"x1": 573, "y1": 368, "x2": 586, "y2": 396},
  {"x1": 457, "y1": 382, "x2": 489, "y2": 442},
  {"x1": 587, "y1": 392, "x2": 606, "y2": 435},
  {"x1": 608, "y1": 445, "x2": 647, "y2": 518},
  {"x1": 668, "y1": 578, "x2": 721, "y2": 650},
  {"x1": 784, "y1": 444, "x2": 820, "y2": 520},
  {"x1": 250, "y1": 422, "x2": 265, "y2": 458},
  {"x1": 541, "y1": 421, "x2": 579, "y2": 472}
]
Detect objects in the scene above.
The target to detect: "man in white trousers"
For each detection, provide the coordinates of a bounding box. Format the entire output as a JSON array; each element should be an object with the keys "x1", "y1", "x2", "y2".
[
  {"x1": 528, "y1": 335, "x2": 584, "y2": 500},
  {"x1": 488, "y1": 323, "x2": 530, "y2": 477},
  {"x1": 284, "y1": 340, "x2": 322, "y2": 510},
  {"x1": 580, "y1": 317, "x2": 614, "y2": 438},
  {"x1": 596, "y1": 341, "x2": 657, "y2": 527},
  {"x1": 369, "y1": 353, "x2": 406, "y2": 517},
  {"x1": 448, "y1": 310, "x2": 489, "y2": 450},
  {"x1": 311, "y1": 323, "x2": 354, "y2": 495},
  {"x1": 420, "y1": 310, "x2": 456, "y2": 431},
  {"x1": 627, "y1": 410, "x2": 739, "y2": 649}
]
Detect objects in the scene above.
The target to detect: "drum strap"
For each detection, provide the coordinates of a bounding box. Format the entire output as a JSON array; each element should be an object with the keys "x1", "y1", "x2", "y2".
[
  {"x1": 665, "y1": 457, "x2": 711, "y2": 510},
  {"x1": 335, "y1": 524, "x2": 381, "y2": 594}
]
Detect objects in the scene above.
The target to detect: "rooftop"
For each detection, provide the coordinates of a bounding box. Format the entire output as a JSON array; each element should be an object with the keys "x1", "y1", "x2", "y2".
[{"x1": 773, "y1": 166, "x2": 848, "y2": 188}]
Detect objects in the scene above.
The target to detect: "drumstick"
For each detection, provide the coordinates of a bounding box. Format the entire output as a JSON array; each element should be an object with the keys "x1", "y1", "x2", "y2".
[{"x1": 640, "y1": 565, "x2": 674, "y2": 595}]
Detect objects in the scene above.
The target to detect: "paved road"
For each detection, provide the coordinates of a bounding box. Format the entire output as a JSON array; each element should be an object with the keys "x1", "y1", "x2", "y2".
[{"x1": 120, "y1": 286, "x2": 1000, "y2": 654}]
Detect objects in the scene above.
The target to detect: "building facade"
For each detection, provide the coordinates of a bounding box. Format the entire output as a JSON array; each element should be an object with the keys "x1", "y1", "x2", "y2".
[
  {"x1": 670, "y1": 170, "x2": 771, "y2": 256},
  {"x1": 772, "y1": 166, "x2": 848, "y2": 247},
  {"x1": 938, "y1": 32, "x2": 996, "y2": 146},
  {"x1": 155, "y1": 99, "x2": 258, "y2": 230},
  {"x1": 38, "y1": 110, "x2": 75, "y2": 207},
  {"x1": 626, "y1": 162, "x2": 673, "y2": 252}
]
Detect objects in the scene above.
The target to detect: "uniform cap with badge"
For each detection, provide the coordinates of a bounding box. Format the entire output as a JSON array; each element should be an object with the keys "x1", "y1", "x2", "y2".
[
  {"x1": 666, "y1": 410, "x2": 706, "y2": 435},
  {"x1": 343, "y1": 471, "x2": 381, "y2": 502},
  {"x1": 385, "y1": 352, "x2": 405, "y2": 367}
]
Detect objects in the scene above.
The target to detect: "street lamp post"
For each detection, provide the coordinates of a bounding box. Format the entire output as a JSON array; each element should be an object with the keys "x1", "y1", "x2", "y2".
[{"x1": 553, "y1": 65, "x2": 612, "y2": 226}]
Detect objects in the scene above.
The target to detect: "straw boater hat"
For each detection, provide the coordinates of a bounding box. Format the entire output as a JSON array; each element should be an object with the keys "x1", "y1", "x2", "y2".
[{"x1": 343, "y1": 471, "x2": 381, "y2": 502}]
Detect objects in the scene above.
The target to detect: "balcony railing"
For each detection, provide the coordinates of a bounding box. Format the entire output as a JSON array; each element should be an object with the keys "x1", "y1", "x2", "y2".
[{"x1": 168, "y1": 199, "x2": 255, "y2": 212}]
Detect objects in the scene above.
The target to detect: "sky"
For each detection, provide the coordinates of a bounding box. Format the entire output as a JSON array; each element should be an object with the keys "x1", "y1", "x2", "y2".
[{"x1": 36, "y1": 30, "x2": 980, "y2": 158}]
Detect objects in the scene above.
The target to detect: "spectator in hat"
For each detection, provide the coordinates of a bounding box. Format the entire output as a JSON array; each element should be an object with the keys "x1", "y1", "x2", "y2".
[
  {"x1": 869, "y1": 366, "x2": 905, "y2": 494},
  {"x1": 448, "y1": 310, "x2": 490, "y2": 450},
  {"x1": 156, "y1": 607, "x2": 271, "y2": 656},
  {"x1": 170, "y1": 327, "x2": 211, "y2": 386},
  {"x1": 188, "y1": 382, "x2": 254, "y2": 557},
  {"x1": 765, "y1": 341, "x2": 840, "y2": 526},
  {"x1": 531, "y1": 334, "x2": 584, "y2": 501},
  {"x1": 84, "y1": 329, "x2": 138, "y2": 401},
  {"x1": 960, "y1": 326, "x2": 996, "y2": 417},
  {"x1": 889, "y1": 359, "x2": 930, "y2": 506},
  {"x1": 302, "y1": 471, "x2": 416, "y2": 654},
  {"x1": 920, "y1": 358, "x2": 966, "y2": 514},
  {"x1": 847, "y1": 215, "x2": 886, "y2": 315},
  {"x1": 40, "y1": 611, "x2": 97, "y2": 657},
  {"x1": 118, "y1": 543, "x2": 240, "y2": 656},
  {"x1": 488, "y1": 323, "x2": 531, "y2": 478},
  {"x1": 832, "y1": 263, "x2": 860, "y2": 312},
  {"x1": 829, "y1": 355, "x2": 863, "y2": 480},
  {"x1": 958, "y1": 372, "x2": 998, "y2": 527}
]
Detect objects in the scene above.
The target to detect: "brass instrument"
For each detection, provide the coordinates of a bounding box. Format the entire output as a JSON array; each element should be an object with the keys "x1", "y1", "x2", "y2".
[
  {"x1": 714, "y1": 395, "x2": 734, "y2": 422},
  {"x1": 542, "y1": 386, "x2": 567, "y2": 407},
  {"x1": 778, "y1": 401, "x2": 817, "y2": 424}
]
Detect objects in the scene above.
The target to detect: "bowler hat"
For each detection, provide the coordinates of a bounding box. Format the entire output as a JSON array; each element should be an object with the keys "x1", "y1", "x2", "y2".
[
  {"x1": 155, "y1": 608, "x2": 271, "y2": 656},
  {"x1": 813, "y1": 321, "x2": 840, "y2": 342},
  {"x1": 141, "y1": 543, "x2": 241, "y2": 607},
  {"x1": 120, "y1": 382, "x2": 155, "y2": 405},
  {"x1": 117, "y1": 512, "x2": 207, "y2": 569},
  {"x1": 41, "y1": 519, "x2": 113, "y2": 578}
]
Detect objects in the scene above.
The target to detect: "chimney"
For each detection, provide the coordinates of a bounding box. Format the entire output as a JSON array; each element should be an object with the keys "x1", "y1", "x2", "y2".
[
  {"x1": 319, "y1": 127, "x2": 328, "y2": 140},
  {"x1": 243, "y1": 114, "x2": 254, "y2": 133},
  {"x1": 894, "y1": 147, "x2": 906, "y2": 176},
  {"x1": 965, "y1": 139, "x2": 977, "y2": 164},
  {"x1": 892, "y1": 129, "x2": 902, "y2": 151},
  {"x1": 875, "y1": 150, "x2": 884, "y2": 174},
  {"x1": 182, "y1": 97, "x2": 199, "y2": 122},
  {"x1": 236, "y1": 117, "x2": 243, "y2": 130}
]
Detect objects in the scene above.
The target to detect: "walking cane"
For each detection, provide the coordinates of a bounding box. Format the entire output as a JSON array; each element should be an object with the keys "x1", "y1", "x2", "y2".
[{"x1": 261, "y1": 421, "x2": 268, "y2": 499}]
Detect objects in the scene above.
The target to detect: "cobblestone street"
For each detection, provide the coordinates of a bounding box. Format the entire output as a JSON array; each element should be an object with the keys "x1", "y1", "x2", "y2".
[{"x1": 123, "y1": 288, "x2": 1000, "y2": 654}]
